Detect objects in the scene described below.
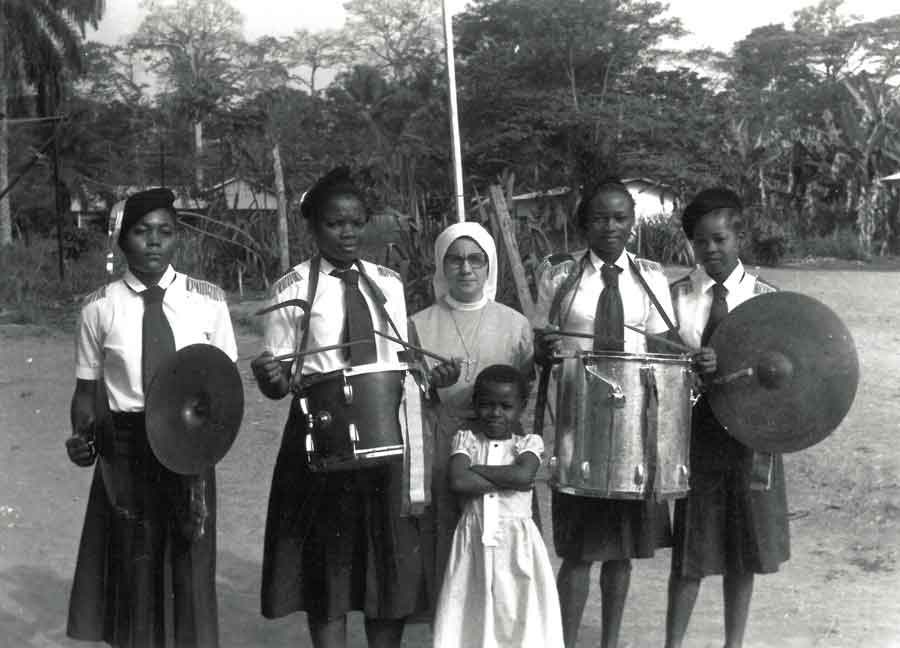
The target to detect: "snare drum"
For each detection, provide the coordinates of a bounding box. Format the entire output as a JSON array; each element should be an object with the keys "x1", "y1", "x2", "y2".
[
  {"x1": 550, "y1": 351, "x2": 692, "y2": 499},
  {"x1": 296, "y1": 362, "x2": 407, "y2": 472}
]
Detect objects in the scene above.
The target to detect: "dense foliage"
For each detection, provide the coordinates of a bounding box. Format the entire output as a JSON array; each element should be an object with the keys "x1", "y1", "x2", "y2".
[{"x1": 2, "y1": 0, "x2": 900, "y2": 290}]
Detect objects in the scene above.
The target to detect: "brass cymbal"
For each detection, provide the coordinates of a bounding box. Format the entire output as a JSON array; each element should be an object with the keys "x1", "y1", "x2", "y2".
[
  {"x1": 707, "y1": 291, "x2": 859, "y2": 453},
  {"x1": 145, "y1": 344, "x2": 244, "y2": 475}
]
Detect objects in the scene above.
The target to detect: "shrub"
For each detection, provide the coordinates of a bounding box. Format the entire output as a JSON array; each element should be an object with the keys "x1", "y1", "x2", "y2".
[
  {"x1": 793, "y1": 227, "x2": 867, "y2": 261},
  {"x1": 743, "y1": 208, "x2": 789, "y2": 267},
  {"x1": 0, "y1": 234, "x2": 111, "y2": 329},
  {"x1": 632, "y1": 214, "x2": 694, "y2": 265}
]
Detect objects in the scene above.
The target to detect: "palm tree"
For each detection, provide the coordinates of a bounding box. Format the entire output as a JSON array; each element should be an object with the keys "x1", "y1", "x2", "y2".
[{"x1": 0, "y1": 0, "x2": 105, "y2": 246}]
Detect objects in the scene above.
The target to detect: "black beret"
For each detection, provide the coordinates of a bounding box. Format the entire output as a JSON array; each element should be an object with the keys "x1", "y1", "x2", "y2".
[
  {"x1": 681, "y1": 188, "x2": 742, "y2": 239},
  {"x1": 118, "y1": 187, "x2": 176, "y2": 243},
  {"x1": 301, "y1": 166, "x2": 364, "y2": 221}
]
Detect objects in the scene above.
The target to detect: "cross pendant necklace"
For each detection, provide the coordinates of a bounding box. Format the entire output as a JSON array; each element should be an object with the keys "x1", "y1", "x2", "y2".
[{"x1": 448, "y1": 306, "x2": 486, "y2": 383}]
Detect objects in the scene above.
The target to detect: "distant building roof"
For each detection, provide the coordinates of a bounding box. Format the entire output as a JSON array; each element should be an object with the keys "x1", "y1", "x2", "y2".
[
  {"x1": 203, "y1": 177, "x2": 278, "y2": 211},
  {"x1": 71, "y1": 186, "x2": 207, "y2": 213}
]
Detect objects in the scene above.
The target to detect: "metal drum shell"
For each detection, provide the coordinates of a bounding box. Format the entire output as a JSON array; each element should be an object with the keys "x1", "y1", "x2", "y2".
[
  {"x1": 298, "y1": 363, "x2": 407, "y2": 472},
  {"x1": 551, "y1": 351, "x2": 693, "y2": 499}
]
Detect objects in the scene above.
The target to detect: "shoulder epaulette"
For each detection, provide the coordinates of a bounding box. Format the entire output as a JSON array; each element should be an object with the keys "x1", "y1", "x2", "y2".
[
  {"x1": 754, "y1": 277, "x2": 777, "y2": 294},
  {"x1": 540, "y1": 253, "x2": 577, "y2": 282},
  {"x1": 635, "y1": 257, "x2": 663, "y2": 274},
  {"x1": 81, "y1": 285, "x2": 108, "y2": 306},
  {"x1": 669, "y1": 274, "x2": 693, "y2": 294},
  {"x1": 185, "y1": 277, "x2": 226, "y2": 302},
  {"x1": 377, "y1": 265, "x2": 401, "y2": 282},
  {"x1": 270, "y1": 269, "x2": 303, "y2": 296}
]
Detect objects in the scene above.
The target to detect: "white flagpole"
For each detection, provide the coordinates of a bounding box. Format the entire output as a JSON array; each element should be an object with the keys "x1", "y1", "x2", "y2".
[{"x1": 441, "y1": 0, "x2": 465, "y2": 222}]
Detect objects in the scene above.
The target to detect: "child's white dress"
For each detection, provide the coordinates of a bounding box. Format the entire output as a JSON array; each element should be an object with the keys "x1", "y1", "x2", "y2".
[{"x1": 433, "y1": 429, "x2": 563, "y2": 648}]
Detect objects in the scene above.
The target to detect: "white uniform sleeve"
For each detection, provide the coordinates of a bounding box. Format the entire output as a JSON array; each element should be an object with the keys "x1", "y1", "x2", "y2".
[
  {"x1": 263, "y1": 288, "x2": 301, "y2": 357},
  {"x1": 75, "y1": 301, "x2": 104, "y2": 380},
  {"x1": 516, "y1": 433, "x2": 544, "y2": 459},
  {"x1": 450, "y1": 429, "x2": 477, "y2": 459},
  {"x1": 645, "y1": 268, "x2": 676, "y2": 335},
  {"x1": 211, "y1": 299, "x2": 238, "y2": 362}
]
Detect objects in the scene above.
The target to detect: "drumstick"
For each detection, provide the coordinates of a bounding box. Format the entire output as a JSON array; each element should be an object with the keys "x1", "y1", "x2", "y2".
[
  {"x1": 254, "y1": 298, "x2": 310, "y2": 316},
  {"x1": 536, "y1": 326, "x2": 695, "y2": 355},
  {"x1": 373, "y1": 330, "x2": 453, "y2": 364},
  {"x1": 622, "y1": 324, "x2": 696, "y2": 354},
  {"x1": 272, "y1": 340, "x2": 368, "y2": 362}
]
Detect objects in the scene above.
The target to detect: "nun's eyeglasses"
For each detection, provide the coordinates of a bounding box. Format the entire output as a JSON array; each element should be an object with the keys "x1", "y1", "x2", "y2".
[{"x1": 445, "y1": 253, "x2": 488, "y2": 270}]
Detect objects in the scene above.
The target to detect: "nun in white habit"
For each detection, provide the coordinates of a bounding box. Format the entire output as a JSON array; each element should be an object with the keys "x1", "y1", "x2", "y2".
[{"x1": 409, "y1": 221, "x2": 535, "y2": 606}]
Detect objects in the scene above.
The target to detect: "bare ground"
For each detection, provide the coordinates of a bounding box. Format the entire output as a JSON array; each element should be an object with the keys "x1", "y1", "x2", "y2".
[{"x1": 1, "y1": 265, "x2": 899, "y2": 647}]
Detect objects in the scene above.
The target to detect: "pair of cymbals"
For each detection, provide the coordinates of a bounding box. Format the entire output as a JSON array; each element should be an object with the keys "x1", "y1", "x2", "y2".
[
  {"x1": 707, "y1": 292, "x2": 859, "y2": 454},
  {"x1": 145, "y1": 344, "x2": 244, "y2": 474}
]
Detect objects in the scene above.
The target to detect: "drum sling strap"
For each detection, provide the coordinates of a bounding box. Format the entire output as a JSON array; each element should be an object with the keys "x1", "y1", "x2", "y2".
[
  {"x1": 533, "y1": 255, "x2": 589, "y2": 437},
  {"x1": 288, "y1": 255, "x2": 321, "y2": 386},
  {"x1": 626, "y1": 255, "x2": 677, "y2": 499}
]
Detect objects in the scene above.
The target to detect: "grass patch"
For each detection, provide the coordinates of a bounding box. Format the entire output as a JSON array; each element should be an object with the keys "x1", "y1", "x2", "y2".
[{"x1": 0, "y1": 239, "x2": 110, "y2": 331}]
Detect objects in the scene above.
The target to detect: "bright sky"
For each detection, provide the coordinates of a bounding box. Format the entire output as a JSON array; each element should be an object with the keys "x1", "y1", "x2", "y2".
[{"x1": 91, "y1": 0, "x2": 897, "y2": 52}]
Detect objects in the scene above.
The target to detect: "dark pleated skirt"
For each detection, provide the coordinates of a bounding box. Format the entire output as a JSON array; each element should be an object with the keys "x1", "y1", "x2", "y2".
[
  {"x1": 67, "y1": 414, "x2": 218, "y2": 648},
  {"x1": 260, "y1": 400, "x2": 427, "y2": 622},
  {"x1": 552, "y1": 491, "x2": 672, "y2": 562},
  {"x1": 671, "y1": 399, "x2": 790, "y2": 578}
]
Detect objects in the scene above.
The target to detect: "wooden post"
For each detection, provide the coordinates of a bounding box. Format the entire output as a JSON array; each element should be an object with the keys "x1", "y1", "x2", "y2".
[
  {"x1": 272, "y1": 142, "x2": 290, "y2": 273},
  {"x1": 489, "y1": 184, "x2": 534, "y2": 319},
  {"x1": 476, "y1": 187, "x2": 505, "y2": 286}
]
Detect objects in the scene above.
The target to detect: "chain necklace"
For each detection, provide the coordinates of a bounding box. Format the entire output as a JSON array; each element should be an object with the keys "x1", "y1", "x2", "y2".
[{"x1": 447, "y1": 304, "x2": 487, "y2": 382}]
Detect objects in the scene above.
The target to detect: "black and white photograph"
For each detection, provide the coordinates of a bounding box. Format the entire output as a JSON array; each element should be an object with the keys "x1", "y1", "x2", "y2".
[{"x1": 1, "y1": 0, "x2": 898, "y2": 646}]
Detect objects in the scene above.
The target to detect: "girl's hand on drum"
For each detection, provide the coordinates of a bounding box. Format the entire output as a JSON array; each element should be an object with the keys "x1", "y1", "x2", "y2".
[
  {"x1": 535, "y1": 327, "x2": 563, "y2": 365},
  {"x1": 430, "y1": 358, "x2": 461, "y2": 389},
  {"x1": 692, "y1": 347, "x2": 717, "y2": 375}
]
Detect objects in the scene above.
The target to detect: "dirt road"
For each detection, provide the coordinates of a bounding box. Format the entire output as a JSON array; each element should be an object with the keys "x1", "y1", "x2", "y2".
[{"x1": 1, "y1": 266, "x2": 898, "y2": 647}]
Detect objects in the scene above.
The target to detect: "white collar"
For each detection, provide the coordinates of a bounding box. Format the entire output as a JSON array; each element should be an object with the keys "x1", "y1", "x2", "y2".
[
  {"x1": 444, "y1": 294, "x2": 489, "y2": 311},
  {"x1": 318, "y1": 256, "x2": 362, "y2": 276},
  {"x1": 696, "y1": 260, "x2": 745, "y2": 294},
  {"x1": 588, "y1": 248, "x2": 630, "y2": 274},
  {"x1": 123, "y1": 265, "x2": 176, "y2": 293}
]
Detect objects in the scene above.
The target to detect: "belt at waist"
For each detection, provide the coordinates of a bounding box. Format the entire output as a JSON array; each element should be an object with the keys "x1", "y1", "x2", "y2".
[
  {"x1": 110, "y1": 411, "x2": 145, "y2": 429},
  {"x1": 103, "y1": 411, "x2": 150, "y2": 456}
]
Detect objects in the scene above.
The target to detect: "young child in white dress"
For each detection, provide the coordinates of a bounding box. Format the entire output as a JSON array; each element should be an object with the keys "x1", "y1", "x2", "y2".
[{"x1": 433, "y1": 365, "x2": 563, "y2": 648}]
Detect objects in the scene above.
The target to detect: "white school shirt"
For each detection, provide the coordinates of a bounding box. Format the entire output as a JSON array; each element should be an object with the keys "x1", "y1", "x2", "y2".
[
  {"x1": 75, "y1": 265, "x2": 238, "y2": 412},
  {"x1": 263, "y1": 257, "x2": 408, "y2": 375},
  {"x1": 532, "y1": 249, "x2": 675, "y2": 354},
  {"x1": 670, "y1": 261, "x2": 776, "y2": 349}
]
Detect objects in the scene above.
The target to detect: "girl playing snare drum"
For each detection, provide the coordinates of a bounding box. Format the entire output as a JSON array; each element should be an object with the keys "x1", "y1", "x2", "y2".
[{"x1": 251, "y1": 168, "x2": 458, "y2": 648}]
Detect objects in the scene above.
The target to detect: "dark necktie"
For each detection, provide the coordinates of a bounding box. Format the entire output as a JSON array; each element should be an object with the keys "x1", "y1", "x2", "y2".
[
  {"x1": 141, "y1": 285, "x2": 176, "y2": 393},
  {"x1": 594, "y1": 263, "x2": 625, "y2": 352},
  {"x1": 701, "y1": 282, "x2": 729, "y2": 346},
  {"x1": 332, "y1": 268, "x2": 378, "y2": 365}
]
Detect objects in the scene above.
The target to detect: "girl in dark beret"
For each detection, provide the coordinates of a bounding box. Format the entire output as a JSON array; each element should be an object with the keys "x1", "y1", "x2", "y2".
[
  {"x1": 66, "y1": 187, "x2": 238, "y2": 648},
  {"x1": 665, "y1": 187, "x2": 790, "y2": 648}
]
